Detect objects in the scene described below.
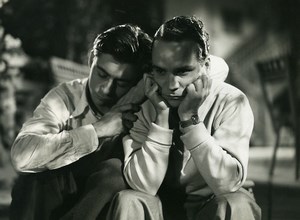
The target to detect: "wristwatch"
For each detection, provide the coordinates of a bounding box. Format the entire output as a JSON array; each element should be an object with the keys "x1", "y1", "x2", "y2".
[{"x1": 179, "y1": 114, "x2": 201, "y2": 128}]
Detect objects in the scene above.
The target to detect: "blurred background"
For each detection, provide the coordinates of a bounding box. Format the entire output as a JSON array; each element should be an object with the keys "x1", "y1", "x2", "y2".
[{"x1": 0, "y1": 0, "x2": 299, "y2": 219}]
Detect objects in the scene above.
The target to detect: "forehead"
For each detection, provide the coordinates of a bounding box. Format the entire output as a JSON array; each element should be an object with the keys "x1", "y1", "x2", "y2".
[
  {"x1": 94, "y1": 53, "x2": 137, "y2": 80},
  {"x1": 152, "y1": 40, "x2": 199, "y2": 67}
]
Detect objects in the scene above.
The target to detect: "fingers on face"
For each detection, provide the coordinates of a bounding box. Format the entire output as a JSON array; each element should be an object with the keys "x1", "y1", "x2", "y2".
[
  {"x1": 144, "y1": 76, "x2": 159, "y2": 99},
  {"x1": 144, "y1": 74, "x2": 154, "y2": 91},
  {"x1": 187, "y1": 75, "x2": 212, "y2": 99},
  {"x1": 186, "y1": 83, "x2": 196, "y2": 94},
  {"x1": 193, "y1": 77, "x2": 203, "y2": 92}
]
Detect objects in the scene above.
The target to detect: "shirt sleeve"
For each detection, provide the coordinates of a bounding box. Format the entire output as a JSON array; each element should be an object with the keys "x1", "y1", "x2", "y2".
[
  {"x1": 122, "y1": 101, "x2": 172, "y2": 195},
  {"x1": 11, "y1": 86, "x2": 99, "y2": 173},
  {"x1": 181, "y1": 92, "x2": 254, "y2": 195}
]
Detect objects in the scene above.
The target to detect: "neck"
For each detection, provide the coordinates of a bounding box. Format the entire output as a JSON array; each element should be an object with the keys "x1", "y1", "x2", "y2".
[{"x1": 86, "y1": 86, "x2": 110, "y2": 115}]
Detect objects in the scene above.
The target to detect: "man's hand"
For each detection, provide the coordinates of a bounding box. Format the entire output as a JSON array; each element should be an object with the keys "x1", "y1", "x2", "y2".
[
  {"x1": 92, "y1": 103, "x2": 139, "y2": 138},
  {"x1": 144, "y1": 74, "x2": 169, "y2": 128},
  {"x1": 178, "y1": 75, "x2": 212, "y2": 121}
]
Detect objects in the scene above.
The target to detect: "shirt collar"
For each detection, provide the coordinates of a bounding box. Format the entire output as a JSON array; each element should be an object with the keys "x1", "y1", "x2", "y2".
[{"x1": 70, "y1": 78, "x2": 90, "y2": 118}]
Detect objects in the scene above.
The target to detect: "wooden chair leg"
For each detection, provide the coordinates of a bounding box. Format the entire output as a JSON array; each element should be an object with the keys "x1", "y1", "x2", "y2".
[
  {"x1": 269, "y1": 128, "x2": 281, "y2": 177},
  {"x1": 267, "y1": 179, "x2": 273, "y2": 220},
  {"x1": 268, "y1": 128, "x2": 281, "y2": 220}
]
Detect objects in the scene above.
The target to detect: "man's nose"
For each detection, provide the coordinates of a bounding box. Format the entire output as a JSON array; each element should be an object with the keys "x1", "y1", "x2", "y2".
[
  {"x1": 168, "y1": 74, "x2": 180, "y2": 91},
  {"x1": 102, "y1": 78, "x2": 115, "y2": 95}
]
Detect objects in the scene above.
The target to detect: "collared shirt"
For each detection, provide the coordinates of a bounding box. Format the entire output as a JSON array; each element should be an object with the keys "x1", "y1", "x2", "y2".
[{"x1": 11, "y1": 78, "x2": 101, "y2": 172}]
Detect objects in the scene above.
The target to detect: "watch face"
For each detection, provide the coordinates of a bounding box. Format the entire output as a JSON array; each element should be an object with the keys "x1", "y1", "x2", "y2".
[{"x1": 191, "y1": 115, "x2": 199, "y2": 124}]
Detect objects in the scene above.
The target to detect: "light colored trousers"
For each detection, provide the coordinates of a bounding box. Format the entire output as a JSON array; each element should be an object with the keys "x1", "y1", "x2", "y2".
[{"x1": 106, "y1": 188, "x2": 261, "y2": 220}]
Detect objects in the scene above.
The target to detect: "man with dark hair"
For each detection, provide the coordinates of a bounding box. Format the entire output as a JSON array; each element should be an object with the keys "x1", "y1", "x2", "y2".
[
  {"x1": 107, "y1": 16, "x2": 261, "y2": 220},
  {"x1": 10, "y1": 24, "x2": 152, "y2": 220}
]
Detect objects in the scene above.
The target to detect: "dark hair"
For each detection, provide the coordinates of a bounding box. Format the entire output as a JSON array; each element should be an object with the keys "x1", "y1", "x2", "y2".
[
  {"x1": 153, "y1": 16, "x2": 210, "y2": 61},
  {"x1": 89, "y1": 24, "x2": 152, "y2": 73}
]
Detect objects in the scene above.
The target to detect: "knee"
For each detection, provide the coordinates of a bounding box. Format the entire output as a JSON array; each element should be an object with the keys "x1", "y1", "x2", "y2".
[
  {"x1": 113, "y1": 190, "x2": 143, "y2": 206},
  {"x1": 112, "y1": 190, "x2": 160, "y2": 209},
  {"x1": 216, "y1": 190, "x2": 253, "y2": 210},
  {"x1": 213, "y1": 190, "x2": 261, "y2": 219},
  {"x1": 112, "y1": 190, "x2": 162, "y2": 212}
]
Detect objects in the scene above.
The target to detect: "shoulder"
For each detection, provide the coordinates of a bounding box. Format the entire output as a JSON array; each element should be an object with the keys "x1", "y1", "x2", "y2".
[
  {"x1": 41, "y1": 78, "x2": 88, "y2": 109},
  {"x1": 214, "y1": 82, "x2": 250, "y2": 105},
  {"x1": 208, "y1": 82, "x2": 254, "y2": 132},
  {"x1": 46, "y1": 78, "x2": 87, "y2": 97},
  {"x1": 55, "y1": 78, "x2": 87, "y2": 95},
  {"x1": 212, "y1": 82, "x2": 253, "y2": 118}
]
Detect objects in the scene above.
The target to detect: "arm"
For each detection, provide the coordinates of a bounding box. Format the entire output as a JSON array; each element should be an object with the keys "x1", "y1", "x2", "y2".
[
  {"x1": 11, "y1": 85, "x2": 99, "y2": 172},
  {"x1": 181, "y1": 91, "x2": 254, "y2": 195},
  {"x1": 123, "y1": 74, "x2": 174, "y2": 195},
  {"x1": 123, "y1": 101, "x2": 172, "y2": 195}
]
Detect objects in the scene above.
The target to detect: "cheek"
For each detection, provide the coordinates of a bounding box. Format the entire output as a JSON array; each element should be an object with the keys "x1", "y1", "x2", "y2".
[
  {"x1": 180, "y1": 71, "x2": 200, "y2": 86},
  {"x1": 179, "y1": 78, "x2": 193, "y2": 87},
  {"x1": 90, "y1": 73, "x2": 106, "y2": 89},
  {"x1": 153, "y1": 75, "x2": 167, "y2": 89},
  {"x1": 89, "y1": 79, "x2": 101, "y2": 95}
]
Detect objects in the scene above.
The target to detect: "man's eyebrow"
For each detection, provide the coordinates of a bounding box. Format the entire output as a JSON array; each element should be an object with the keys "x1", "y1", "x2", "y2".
[{"x1": 152, "y1": 64, "x2": 165, "y2": 70}]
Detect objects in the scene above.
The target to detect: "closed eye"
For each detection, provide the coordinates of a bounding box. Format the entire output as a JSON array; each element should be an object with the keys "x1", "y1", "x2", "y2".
[{"x1": 96, "y1": 66, "x2": 109, "y2": 78}]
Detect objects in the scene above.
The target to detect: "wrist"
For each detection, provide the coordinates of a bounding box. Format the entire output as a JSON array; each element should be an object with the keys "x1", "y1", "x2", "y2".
[
  {"x1": 179, "y1": 114, "x2": 202, "y2": 128},
  {"x1": 155, "y1": 109, "x2": 169, "y2": 128},
  {"x1": 92, "y1": 120, "x2": 106, "y2": 138},
  {"x1": 179, "y1": 111, "x2": 197, "y2": 121}
]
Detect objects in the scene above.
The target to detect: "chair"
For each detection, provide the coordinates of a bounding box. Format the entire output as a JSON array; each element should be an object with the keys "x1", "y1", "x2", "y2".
[
  {"x1": 256, "y1": 56, "x2": 297, "y2": 178},
  {"x1": 49, "y1": 57, "x2": 89, "y2": 85},
  {"x1": 256, "y1": 56, "x2": 299, "y2": 220}
]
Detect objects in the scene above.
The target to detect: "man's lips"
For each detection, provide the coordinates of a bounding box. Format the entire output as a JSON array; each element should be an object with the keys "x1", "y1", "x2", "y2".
[{"x1": 162, "y1": 95, "x2": 184, "y2": 100}]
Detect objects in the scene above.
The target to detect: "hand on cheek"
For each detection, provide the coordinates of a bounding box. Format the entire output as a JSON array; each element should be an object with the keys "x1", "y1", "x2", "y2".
[
  {"x1": 144, "y1": 74, "x2": 169, "y2": 128},
  {"x1": 178, "y1": 75, "x2": 212, "y2": 121}
]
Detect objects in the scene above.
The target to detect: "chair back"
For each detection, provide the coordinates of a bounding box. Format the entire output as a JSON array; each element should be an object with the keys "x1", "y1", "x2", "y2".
[
  {"x1": 50, "y1": 57, "x2": 89, "y2": 85},
  {"x1": 256, "y1": 57, "x2": 295, "y2": 133}
]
